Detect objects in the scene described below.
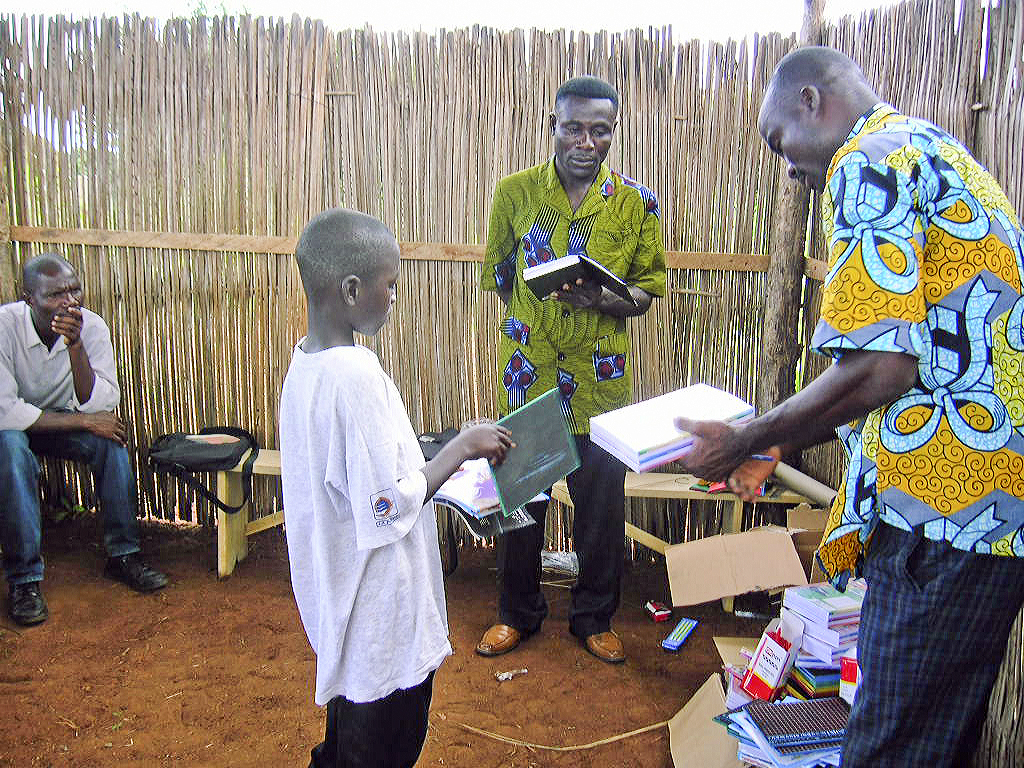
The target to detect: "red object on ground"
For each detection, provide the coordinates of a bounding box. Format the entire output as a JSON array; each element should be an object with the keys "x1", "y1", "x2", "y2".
[{"x1": 644, "y1": 600, "x2": 672, "y2": 622}]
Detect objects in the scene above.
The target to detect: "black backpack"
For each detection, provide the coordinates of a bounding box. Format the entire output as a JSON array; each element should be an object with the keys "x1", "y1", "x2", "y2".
[{"x1": 147, "y1": 426, "x2": 259, "y2": 514}]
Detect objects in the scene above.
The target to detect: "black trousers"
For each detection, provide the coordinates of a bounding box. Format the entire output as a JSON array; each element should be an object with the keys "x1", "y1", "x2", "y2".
[
  {"x1": 309, "y1": 671, "x2": 435, "y2": 768},
  {"x1": 496, "y1": 434, "x2": 627, "y2": 639}
]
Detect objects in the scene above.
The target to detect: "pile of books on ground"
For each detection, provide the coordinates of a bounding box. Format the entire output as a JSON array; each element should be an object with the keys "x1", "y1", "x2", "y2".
[
  {"x1": 717, "y1": 579, "x2": 867, "y2": 766},
  {"x1": 716, "y1": 696, "x2": 850, "y2": 767}
]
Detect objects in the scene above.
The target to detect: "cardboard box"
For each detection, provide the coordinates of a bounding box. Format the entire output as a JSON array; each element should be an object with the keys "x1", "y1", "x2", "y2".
[
  {"x1": 741, "y1": 612, "x2": 804, "y2": 701},
  {"x1": 787, "y1": 503, "x2": 827, "y2": 580},
  {"x1": 840, "y1": 646, "x2": 860, "y2": 706},
  {"x1": 665, "y1": 525, "x2": 809, "y2": 606}
]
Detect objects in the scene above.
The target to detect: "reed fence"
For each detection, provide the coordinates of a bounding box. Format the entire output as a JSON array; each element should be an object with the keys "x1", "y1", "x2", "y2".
[{"x1": 2, "y1": 0, "x2": 1023, "y2": 762}]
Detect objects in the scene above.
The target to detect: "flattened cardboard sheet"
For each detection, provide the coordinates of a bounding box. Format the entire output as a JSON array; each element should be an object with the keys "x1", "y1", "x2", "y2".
[
  {"x1": 712, "y1": 636, "x2": 761, "y2": 668},
  {"x1": 668, "y1": 674, "x2": 744, "y2": 768},
  {"x1": 666, "y1": 526, "x2": 808, "y2": 606}
]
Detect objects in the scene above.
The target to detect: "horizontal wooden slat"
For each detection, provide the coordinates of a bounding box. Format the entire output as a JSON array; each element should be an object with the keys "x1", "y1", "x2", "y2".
[
  {"x1": 10, "y1": 225, "x2": 299, "y2": 254},
  {"x1": 803, "y1": 257, "x2": 829, "y2": 282},
  {"x1": 11, "y1": 225, "x2": 775, "y2": 271}
]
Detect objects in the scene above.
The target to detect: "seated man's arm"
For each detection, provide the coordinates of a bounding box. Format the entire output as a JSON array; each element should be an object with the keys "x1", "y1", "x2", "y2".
[
  {"x1": 0, "y1": 339, "x2": 44, "y2": 432},
  {"x1": 27, "y1": 411, "x2": 128, "y2": 445},
  {"x1": 67, "y1": 309, "x2": 121, "y2": 413},
  {"x1": 53, "y1": 304, "x2": 95, "y2": 404}
]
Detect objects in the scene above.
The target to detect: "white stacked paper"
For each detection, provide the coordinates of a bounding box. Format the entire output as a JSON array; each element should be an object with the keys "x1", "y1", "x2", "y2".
[
  {"x1": 784, "y1": 579, "x2": 867, "y2": 666},
  {"x1": 589, "y1": 383, "x2": 754, "y2": 472}
]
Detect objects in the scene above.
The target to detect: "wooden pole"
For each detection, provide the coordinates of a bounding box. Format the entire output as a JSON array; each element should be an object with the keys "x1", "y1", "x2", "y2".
[
  {"x1": 756, "y1": 0, "x2": 823, "y2": 426},
  {"x1": 0, "y1": 116, "x2": 14, "y2": 303}
]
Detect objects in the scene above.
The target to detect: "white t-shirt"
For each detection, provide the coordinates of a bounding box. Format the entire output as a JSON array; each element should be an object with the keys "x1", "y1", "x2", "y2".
[{"x1": 279, "y1": 342, "x2": 451, "y2": 705}]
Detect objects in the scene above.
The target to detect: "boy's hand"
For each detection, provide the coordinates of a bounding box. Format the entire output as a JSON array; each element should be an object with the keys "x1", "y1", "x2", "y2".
[
  {"x1": 457, "y1": 423, "x2": 514, "y2": 467},
  {"x1": 728, "y1": 446, "x2": 781, "y2": 501}
]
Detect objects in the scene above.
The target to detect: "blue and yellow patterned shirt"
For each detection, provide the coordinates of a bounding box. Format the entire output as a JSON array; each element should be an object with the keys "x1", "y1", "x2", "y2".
[
  {"x1": 813, "y1": 104, "x2": 1024, "y2": 583},
  {"x1": 481, "y1": 159, "x2": 666, "y2": 433}
]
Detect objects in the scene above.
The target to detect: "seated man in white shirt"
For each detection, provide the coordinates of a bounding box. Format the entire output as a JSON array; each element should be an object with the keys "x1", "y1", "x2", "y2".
[{"x1": 0, "y1": 253, "x2": 167, "y2": 627}]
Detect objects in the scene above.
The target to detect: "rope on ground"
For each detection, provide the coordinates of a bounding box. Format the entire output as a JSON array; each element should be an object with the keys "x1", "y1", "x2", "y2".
[{"x1": 453, "y1": 719, "x2": 670, "y2": 751}]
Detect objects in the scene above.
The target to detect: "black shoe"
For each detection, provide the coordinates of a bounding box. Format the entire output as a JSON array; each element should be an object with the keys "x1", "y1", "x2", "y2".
[
  {"x1": 104, "y1": 554, "x2": 168, "y2": 593},
  {"x1": 8, "y1": 582, "x2": 48, "y2": 626}
]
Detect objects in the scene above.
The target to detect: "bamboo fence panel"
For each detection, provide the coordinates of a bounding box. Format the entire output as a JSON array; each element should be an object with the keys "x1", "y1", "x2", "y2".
[
  {"x1": 0, "y1": 3, "x2": 1015, "y2": 524},
  {"x1": 0, "y1": 3, "x2": 1017, "y2": 514}
]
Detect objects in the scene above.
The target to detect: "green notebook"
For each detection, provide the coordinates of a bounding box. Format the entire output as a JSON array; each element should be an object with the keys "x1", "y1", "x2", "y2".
[{"x1": 492, "y1": 388, "x2": 581, "y2": 516}]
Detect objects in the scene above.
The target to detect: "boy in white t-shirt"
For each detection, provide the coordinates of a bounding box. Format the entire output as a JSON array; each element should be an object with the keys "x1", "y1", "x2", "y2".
[{"x1": 280, "y1": 208, "x2": 512, "y2": 767}]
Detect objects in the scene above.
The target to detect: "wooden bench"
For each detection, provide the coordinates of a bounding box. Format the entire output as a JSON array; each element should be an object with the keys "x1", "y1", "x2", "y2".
[
  {"x1": 551, "y1": 471, "x2": 814, "y2": 611},
  {"x1": 216, "y1": 449, "x2": 284, "y2": 577},
  {"x1": 216, "y1": 453, "x2": 820, "y2": 596}
]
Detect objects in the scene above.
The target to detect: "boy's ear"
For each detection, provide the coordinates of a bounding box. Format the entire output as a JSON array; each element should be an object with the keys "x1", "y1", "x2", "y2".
[{"x1": 340, "y1": 274, "x2": 361, "y2": 306}]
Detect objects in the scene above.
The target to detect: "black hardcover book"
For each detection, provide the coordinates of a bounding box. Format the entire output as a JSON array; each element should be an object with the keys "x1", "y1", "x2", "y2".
[{"x1": 523, "y1": 253, "x2": 636, "y2": 307}]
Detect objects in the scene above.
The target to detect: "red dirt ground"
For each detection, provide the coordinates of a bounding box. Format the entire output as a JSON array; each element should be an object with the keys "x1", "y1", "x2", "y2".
[{"x1": 0, "y1": 515, "x2": 767, "y2": 767}]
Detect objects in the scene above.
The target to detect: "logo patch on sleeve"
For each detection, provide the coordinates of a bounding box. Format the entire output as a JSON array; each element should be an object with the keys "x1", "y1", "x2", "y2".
[{"x1": 370, "y1": 488, "x2": 400, "y2": 527}]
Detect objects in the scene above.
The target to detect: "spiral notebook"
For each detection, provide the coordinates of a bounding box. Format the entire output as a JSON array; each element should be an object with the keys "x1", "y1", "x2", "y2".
[{"x1": 744, "y1": 696, "x2": 850, "y2": 746}]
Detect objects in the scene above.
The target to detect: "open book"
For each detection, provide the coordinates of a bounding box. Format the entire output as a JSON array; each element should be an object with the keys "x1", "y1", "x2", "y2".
[
  {"x1": 433, "y1": 458, "x2": 539, "y2": 538},
  {"x1": 589, "y1": 383, "x2": 754, "y2": 472},
  {"x1": 523, "y1": 252, "x2": 636, "y2": 307},
  {"x1": 433, "y1": 387, "x2": 580, "y2": 538}
]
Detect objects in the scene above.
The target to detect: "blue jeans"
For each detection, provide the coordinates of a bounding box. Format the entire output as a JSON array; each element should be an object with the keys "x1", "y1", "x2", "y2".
[{"x1": 0, "y1": 429, "x2": 141, "y2": 586}]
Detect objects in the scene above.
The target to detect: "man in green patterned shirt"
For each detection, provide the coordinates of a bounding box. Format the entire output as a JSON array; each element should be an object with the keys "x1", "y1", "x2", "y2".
[{"x1": 476, "y1": 76, "x2": 666, "y2": 664}]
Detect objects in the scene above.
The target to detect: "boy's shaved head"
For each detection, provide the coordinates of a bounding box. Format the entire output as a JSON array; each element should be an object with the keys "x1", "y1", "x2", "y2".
[{"x1": 295, "y1": 208, "x2": 398, "y2": 296}]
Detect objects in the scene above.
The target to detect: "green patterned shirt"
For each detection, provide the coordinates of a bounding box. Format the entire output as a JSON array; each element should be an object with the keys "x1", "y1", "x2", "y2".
[{"x1": 481, "y1": 159, "x2": 666, "y2": 433}]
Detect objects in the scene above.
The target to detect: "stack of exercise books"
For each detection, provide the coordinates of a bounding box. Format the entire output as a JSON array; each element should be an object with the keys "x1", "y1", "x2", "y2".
[
  {"x1": 782, "y1": 579, "x2": 866, "y2": 668},
  {"x1": 589, "y1": 383, "x2": 754, "y2": 472},
  {"x1": 716, "y1": 696, "x2": 850, "y2": 767},
  {"x1": 785, "y1": 665, "x2": 841, "y2": 701}
]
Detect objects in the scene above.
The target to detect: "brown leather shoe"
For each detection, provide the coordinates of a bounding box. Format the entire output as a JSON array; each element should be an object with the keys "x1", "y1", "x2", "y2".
[
  {"x1": 584, "y1": 630, "x2": 626, "y2": 664},
  {"x1": 475, "y1": 623, "x2": 522, "y2": 657}
]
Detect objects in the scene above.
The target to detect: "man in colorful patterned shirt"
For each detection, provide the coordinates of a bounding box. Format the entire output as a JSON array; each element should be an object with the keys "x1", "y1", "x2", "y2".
[
  {"x1": 477, "y1": 76, "x2": 666, "y2": 664},
  {"x1": 677, "y1": 47, "x2": 1024, "y2": 767}
]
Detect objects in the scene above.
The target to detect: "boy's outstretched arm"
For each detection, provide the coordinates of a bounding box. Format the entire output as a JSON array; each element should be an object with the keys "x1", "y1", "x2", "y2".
[{"x1": 421, "y1": 423, "x2": 514, "y2": 502}]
